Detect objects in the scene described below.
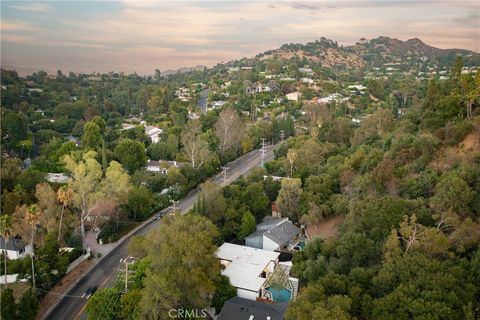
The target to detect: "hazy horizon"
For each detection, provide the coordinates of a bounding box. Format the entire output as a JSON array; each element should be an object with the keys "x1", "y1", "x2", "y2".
[{"x1": 1, "y1": 0, "x2": 479, "y2": 76}]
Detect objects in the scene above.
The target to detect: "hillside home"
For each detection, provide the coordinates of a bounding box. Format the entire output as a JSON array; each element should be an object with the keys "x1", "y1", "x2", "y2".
[
  {"x1": 146, "y1": 160, "x2": 183, "y2": 174},
  {"x1": 286, "y1": 92, "x2": 301, "y2": 102},
  {"x1": 0, "y1": 237, "x2": 33, "y2": 260},
  {"x1": 216, "y1": 243, "x2": 280, "y2": 301},
  {"x1": 245, "y1": 218, "x2": 300, "y2": 252},
  {"x1": 218, "y1": 296, "x2": 288, "y2": 320},
  {"x1": 144, "y1": 125, "x2": 163, "y2": 143},
  {"x1": 46, "y1": 173, "x2": 70, "y2": 184}
]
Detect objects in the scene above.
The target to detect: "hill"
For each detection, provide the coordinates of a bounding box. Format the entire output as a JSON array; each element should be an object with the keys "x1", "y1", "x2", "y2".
[{"x1": 228, "y1": 36, "x2": 478, "y2": 70}]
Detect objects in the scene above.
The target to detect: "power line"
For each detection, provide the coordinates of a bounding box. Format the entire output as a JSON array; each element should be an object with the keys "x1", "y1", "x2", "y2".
[{"x1": 33, "y1": 287, "x2": 85, "y2": 299}]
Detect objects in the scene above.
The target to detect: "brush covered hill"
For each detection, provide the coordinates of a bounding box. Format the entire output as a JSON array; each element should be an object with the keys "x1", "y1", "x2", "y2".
[
  {"x1": 275, "y1": 63, "x2": 480, "y2": 320},
  {"x1": 227, "y1": 36, "x2": 479, "y2": 70}
]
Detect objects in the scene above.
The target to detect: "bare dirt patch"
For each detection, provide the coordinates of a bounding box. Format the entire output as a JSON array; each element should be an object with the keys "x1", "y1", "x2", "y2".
[
  {"x1": 306, "y1": 215, "x2": 344, "y2": 240},
  {"x1": 431, "y1": 121, "x2": 480, "y2": 170}
]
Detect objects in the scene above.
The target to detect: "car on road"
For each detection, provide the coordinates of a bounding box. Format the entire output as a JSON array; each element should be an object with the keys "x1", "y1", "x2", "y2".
[
  {"x1": 154, "y1": 213, "x2": 161, "y2": 220},
  {"x1": 82, "y1": 286, "x2": 97, "y2": 299}
]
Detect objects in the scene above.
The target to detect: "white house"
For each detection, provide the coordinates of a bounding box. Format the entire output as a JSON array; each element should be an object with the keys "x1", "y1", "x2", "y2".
[
  {"x1": 348, "y1": 84, "x2": 367, "y2": 92},
  {"x1": 142, "y1": 122, "x2": 163, "y2": 144},
  {"x1": 46, "y1": 173, "x2": 70, "y2": 184},
  {"x1": 318, "y1": 93, "x2": 348, "y2": 104},
  {"x1": 299, "y1": 67, "x2": 314, "y2": 75},
  {"x1": 301, "y1": 77, "x2": 314, "y2": 84},
  {"x1": 146, "y1": 160, "x2": 182, "y2": 174},
  {"x1": 0, "y1": 237, "x2": 33, "y2": 260},
  {"x1": 216, "y1": 243, "x2": 280, "y2": 301},
  {"x1": 286, "y1": 91, "x2": 301, "y2": 102}
]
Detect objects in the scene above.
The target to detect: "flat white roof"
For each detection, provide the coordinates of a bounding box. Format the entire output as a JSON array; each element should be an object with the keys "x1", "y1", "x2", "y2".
[{"x1": 216, "y1": 243, "x2": 280, "y2": 293}]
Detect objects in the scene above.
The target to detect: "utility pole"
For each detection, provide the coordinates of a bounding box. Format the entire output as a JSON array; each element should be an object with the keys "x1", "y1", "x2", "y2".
[
  {"x1": 261, "y1": 138, "x2": 267, "y2": 165},
  {"x1": 119, "y1": 257, "x2": 135, "y2": 293},
  {"x1": 171, "y1": 200, "x2": 179, "y2": 212},
  {"x1": 222, "y1": 166, "x2": 229, "y2": 186}
]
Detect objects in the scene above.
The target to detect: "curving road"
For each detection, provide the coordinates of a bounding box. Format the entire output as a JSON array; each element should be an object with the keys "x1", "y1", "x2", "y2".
[{"x1": 43, "y1": 144, "x2": 277, "y2": 320}]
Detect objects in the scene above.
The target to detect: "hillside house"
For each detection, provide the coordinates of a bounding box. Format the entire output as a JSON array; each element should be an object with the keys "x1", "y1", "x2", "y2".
[
  {"x1": 0, "y1": 237, "x2": 33, "y2": 260},
  {"x1": 146, "y1": 160, "x2": 183, "y2": 174},
  {"x1": 218, "y1": 297, "x2": 288, "y2": 320},
  {"x1": 286, "y1": 92, "x2": 301, "y2": 102},
  {"x1": 245, "y1": 218, "x2": 300, "y2": 252},
  {"x1": 216, "y1": 243, "x2": 280, "y2": 301}
]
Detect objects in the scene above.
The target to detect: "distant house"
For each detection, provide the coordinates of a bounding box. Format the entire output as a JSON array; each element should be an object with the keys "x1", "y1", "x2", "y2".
[
  {"x1": 121, "y1": 121, "x2": 163, "y2": 143},
  {"x1": 66, "y1": 135, "x2": 79, "y2": 146},
  {"x1": 216, "y1": 243, "x2": 280, "y2": 301},
  {"x1": 218, "y1": 296, "x2": 288, "y2": 320},
  {"x1": 46, "y1": 173, "x2": 69, "y2": 184},
  {"x1": 286, "y1": 92, "x2": 301, "y2": 102},
  {"x1": 301, "y1": 77, "x2": 314, "y2": 84},
  {"x1": 28, "y1": 88, "x2": 44, "y2": 94},
  {"x1": 143, "y1": 123, "x2": 163, "y2": 143},
  {"x1": 254, "y1": 83, "x2": 272, "y2": 93},
  {"x1": 121, "y1": 123, "x2": 135, "y2": 130},
  {"x1": 146, "y1": 160, "x2": 183, "y2": 174},
  {"x1": 348, "y1": 84, "x2": 367, "y2": 92},
  {"x1": 299, "y1": 67, "x2": 314, "y2": 75},
  {"x1": 245, "y1": 218, "x2": 300, "y2": 252},
  {"x1": 0, "y1": 237, "x2": 33, "y2": 260},
  {"x1": 318, "y1": 93, "x2": 347, "y2": 104}
]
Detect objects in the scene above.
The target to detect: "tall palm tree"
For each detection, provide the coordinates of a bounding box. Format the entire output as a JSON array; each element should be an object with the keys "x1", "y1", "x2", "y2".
[
  {"x1": 0, "y1": 215, "x2": 13, "y2": 289},
  {"x1": 26, "y1": 204, "x2": 42, "y2": 290},
  {"x1": 57, "y1": 186, "x2": 73, "y2": 244}
]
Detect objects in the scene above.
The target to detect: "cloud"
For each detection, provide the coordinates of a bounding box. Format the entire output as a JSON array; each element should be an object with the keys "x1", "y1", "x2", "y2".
[
  {"x1": 9, "y1": 3, "x2": 49, "y2": 12},
  {"x1": 1, "y1": 0, "x2": 479, "y2": 75},
  {"x1": 1, "y1": 21, "x2": 36, "y2": 31}
]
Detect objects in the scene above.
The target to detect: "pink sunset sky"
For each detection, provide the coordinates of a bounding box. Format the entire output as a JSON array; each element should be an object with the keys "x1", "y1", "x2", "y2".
[{"x1": 1, "y1": 0, "x2": 479, "y2": 75}]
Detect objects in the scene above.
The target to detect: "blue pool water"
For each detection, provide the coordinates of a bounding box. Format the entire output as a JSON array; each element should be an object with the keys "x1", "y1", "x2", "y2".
[{"x1": 266, "y1": 285, "x2": 292, "y2": 302}]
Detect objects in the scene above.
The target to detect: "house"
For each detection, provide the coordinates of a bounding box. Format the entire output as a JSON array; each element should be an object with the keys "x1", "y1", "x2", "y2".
[
  {"x1": 218, "y1": 296, "x2": 288, "y2": 320},
  {"x1": 216, "y1": 243, "x2": 280, "y2": 301},
  {"x1": 46, "y1": 173, "x2": 69, "y2": 184},
  {"x1": 146, "y1": 160, "x2": 183, "y2": 174},
  {"x1": 66, "y1": 135, "x2": 79, "y2": 146},
  {"x1": 0, "y1": 237, "x2": 33, "y2": 260},
  {"x1": 301, "y1": 77, "x2": 314, "y2": 84},
  {"x1": 254, "y1": 83, "x2": 272, "y2": 93},
  {"x1": 285, "y1": 92, "x2": 301, "y2": 102},
  {"x1": 121, "y1": 123, "x2": 135, "y2": 130},
  {"x1": 299, "y1": 67, "x2": 314, "y2": 75},
  {"x1": 28, "y1": 88, "x2": 44, "y2": 94},
  {"x1": 318, "y1": 93, "x2": 348, "y2": 104},
  {"x1": 141, "y1": 122, "x2": 163, "y2": 143},
  {"x1": 245, "y1": 218, "x2": 300, "y2": 252},
  {"x1": 348, "y1": 84, "x2": 367, "y2": 92}
]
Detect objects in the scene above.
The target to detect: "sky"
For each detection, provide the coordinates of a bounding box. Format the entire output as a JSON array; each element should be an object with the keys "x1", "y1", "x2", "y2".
[{"x1": 1, "y1": 0, "x2": 479, "y2": 76}]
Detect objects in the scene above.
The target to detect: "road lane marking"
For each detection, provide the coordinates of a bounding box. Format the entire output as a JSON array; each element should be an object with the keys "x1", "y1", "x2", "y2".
[{"x1": 73, "y1": 266, "x2": 118, "y2": 320}]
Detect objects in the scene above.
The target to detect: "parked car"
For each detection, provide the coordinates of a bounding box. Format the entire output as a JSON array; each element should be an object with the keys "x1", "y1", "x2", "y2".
[{"x1": 154, "y1": 214, "x2": 161, "y2": 220}]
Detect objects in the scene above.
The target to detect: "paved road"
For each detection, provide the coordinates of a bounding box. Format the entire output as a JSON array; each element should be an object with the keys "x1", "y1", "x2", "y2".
[
  {"x1": 198, "y1": 89, "x2": 208, "y2": 114},
  {"x1": 43, "y1": 144, "x2": 276, "y2": 320}
]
